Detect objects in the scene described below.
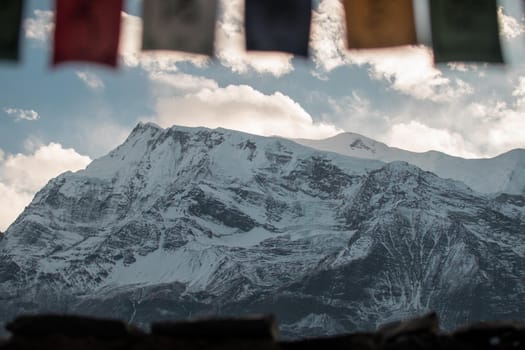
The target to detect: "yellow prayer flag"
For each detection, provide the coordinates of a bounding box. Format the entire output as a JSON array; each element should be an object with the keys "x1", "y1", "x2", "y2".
[{"x1": 344, "y1": 0, "x2": 417, "y2": 49}]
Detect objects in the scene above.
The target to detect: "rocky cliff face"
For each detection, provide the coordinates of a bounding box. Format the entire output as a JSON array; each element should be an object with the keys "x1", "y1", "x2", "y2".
[{"x1": 1, "y1": 123, "x2": 524, "y2": 338}]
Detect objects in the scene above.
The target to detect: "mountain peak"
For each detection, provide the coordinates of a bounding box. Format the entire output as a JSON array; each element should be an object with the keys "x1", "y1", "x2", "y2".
[
  {"x1": 133, "y1": 121, "x2": 163, "y2": 132},
  {"x1": 124, "y1": 122, "x2": 164, "y2": 146},
  {"x1": 1, "y1": 124, "x2": 524, "y2": 339}
]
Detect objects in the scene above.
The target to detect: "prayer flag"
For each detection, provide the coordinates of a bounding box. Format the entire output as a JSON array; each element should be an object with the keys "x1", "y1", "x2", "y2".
[
  {"x1": 142, "y1": 0, "x2": 218, "y2": 56},
  {"x1": 343, "y1": 0, "x2": 417, "y2": 49},
  {"x1": 245, "y1": 0, "x2": 312, "y2": 56},
  {"x1": 430, "y1": 0, "x2": 503, "y2": 63},
  {"x1": 0, "y1": 0, "x2": 24, "y2": 61},
  {"x1": 53, "y1": 0, "x2": 123, "y2": 67}
]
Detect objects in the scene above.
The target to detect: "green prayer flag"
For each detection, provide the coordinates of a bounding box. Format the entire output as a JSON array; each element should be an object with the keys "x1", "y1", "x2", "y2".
[
  {"x1": 0, "y1": 0, "x2": 24, "y2": 61},
  {"x1": 430, "y1": 0, "x2": 503, "y2": 63}
]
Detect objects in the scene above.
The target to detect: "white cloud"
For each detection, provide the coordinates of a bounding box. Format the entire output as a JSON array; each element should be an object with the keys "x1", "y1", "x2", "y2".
[
  {"x1": 462, "y1": 100, "x2": 525, "y2": 155},
  {"x1": 3, "y1": 108, "x2": 40, "y2": 121},
  {"x1": 512, "y1": 76, "x2": 525, "y2": 108},
  {"x1": 24, "y1": 10, "x2": 53, "y2": 42},
  {"x1": 0, "y1": 183, "x2": 33, "y2": 233},
  {"x1": 147, "y1": 84, "x2": 342, "y2": 139},
  {"x1": 485, "y1": 110, "x2": 525, "y2": 152},
  {"x1": 0, "y1": 143, "x2": 91, "y2": 231},
  {"x1": 148, "y1": 72, "x2": 219, "y2": 93},
  {"x1": 119, "y1": 11, "x2": 142, "y2": 67},
  {"x1": 498, "y1": 7, "x2": 525, "y2": 39},
  {"x1": 310, "y1": 0, "x2": 351, "y2": 72},
  {"x1": 349, "y1": 46, "x2": 474, "y2": 102},
  {"x1": 0, "y1": 143, "x2": 91, "y2": 193},
  {"x1": 446, "y1": 62, "x2": 479, "y2": 72},
  {"x1": 385, "y1": 121, "x2": 479, "y2": 158},
  {"x1": 76, "y1": 71, "x2": 105, "y2": 90},
  {"x1": 322, "y1": 80, "x2": 525, "y2": 158},
  {"x1": 378, "y1": 96, "x2": 525, "y2": 159}
]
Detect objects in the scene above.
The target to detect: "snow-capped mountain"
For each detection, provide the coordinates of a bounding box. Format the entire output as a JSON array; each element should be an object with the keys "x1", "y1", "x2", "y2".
[
  {"x1": 1, "y1": 123, "x2": 524, "y2": 338},
  {"x1": 295, "y1": 133, "x2": 525, "y2": 195}
]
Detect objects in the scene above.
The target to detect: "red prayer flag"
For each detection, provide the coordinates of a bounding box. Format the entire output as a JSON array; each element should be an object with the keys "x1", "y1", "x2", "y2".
[{"x1": 53, "y1": 0, "x2": 123, "y2": 67}]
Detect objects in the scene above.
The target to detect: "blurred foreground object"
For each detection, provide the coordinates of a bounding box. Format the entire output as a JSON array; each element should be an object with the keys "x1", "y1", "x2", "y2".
[
  {"x1": 245, "y1": 0, "x2": 311, "y2": 56},
  {"x1": 142, "y1": 0, "x2": 218, "y2": 56},
  {"x1": 430, "y1": 0, "x2": 503, "y2": 63},
  {"x1": 53, "y1": 0, "x2": 123, "y2": 67},
  {"x1": 2, "y1": 313, "x2": 525, "y2": 349},
  {"x1": 343, "y1": 0, "x2": 418, "y2": 49},
  {"x1": 0, "y1": 0, "x2": 24, "y2": 61}
]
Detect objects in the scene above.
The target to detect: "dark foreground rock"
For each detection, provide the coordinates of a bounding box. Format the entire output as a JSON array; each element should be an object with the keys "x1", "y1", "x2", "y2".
[{"x1": 1, "y1": 313, "x2": 525, "y2": 350}]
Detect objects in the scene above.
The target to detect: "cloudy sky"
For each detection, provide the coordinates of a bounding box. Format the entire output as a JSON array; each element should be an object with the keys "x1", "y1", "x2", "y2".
[{"x1": 1, "y1": 0, "x2": 525, "y2": 230}]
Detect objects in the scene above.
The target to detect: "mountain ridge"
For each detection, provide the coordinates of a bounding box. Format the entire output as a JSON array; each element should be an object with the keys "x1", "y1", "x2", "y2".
[
  {"x1": 295, "y1": 132, "x2": 525, "y2": 195},
  {"x1": 0, "y1": 123, "x2": 524, "y2": 338},
  {"x1": 298, "y1": 130, "x2": 525, "y2": 160}
]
